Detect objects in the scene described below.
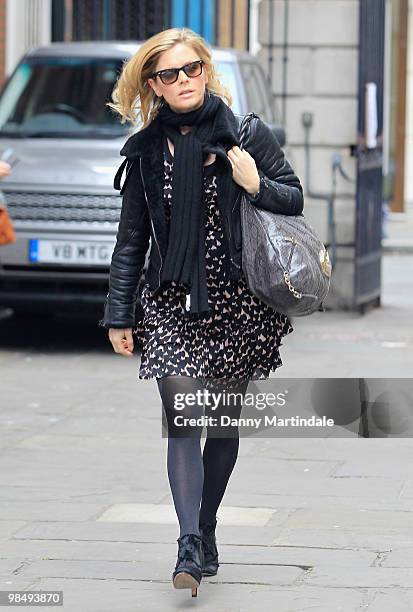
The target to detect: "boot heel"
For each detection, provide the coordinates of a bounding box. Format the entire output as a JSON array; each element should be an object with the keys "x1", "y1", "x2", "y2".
[{"x1": 172, "y1": 533, "x2": 202, "y2": 597}]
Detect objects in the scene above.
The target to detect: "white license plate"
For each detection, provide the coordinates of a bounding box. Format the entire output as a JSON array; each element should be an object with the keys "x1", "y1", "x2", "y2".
[{"x1": 29, "y1": 239, "x2": 116, "y2": 265}]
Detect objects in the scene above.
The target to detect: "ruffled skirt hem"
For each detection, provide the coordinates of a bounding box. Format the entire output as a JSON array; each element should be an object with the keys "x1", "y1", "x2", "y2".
[{"x1": 135, "y1": 310, "x2": 293, "y2": 382}]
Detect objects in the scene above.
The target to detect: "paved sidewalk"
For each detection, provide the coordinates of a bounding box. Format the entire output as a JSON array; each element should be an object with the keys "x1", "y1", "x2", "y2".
[
  {"x1": 0, "y1": 205, "x2": 412, "y2": 611},
  {"x1": 382, "y1": 202, "x2": 413, "y2": 253},
  {"x1": 1, "y1": 368, "x2": 413, "y2": 611},
  {"x1": 279, "y1": 202, "x2": 413, "y2": 378},
  {"x1": 1, "y1": 297, "x2": 413, "y2": 611},
  {"x1": 280, "y1": 248, "x2": 413, "y2": 378}
]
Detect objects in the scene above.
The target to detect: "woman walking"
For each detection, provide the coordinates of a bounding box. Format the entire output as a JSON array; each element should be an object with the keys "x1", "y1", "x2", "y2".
[{"x1": 99, "y1": 27, "x2": 304, "y2": 597}]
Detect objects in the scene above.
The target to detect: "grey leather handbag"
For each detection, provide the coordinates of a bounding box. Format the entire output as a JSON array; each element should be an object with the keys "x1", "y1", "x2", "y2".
[{"x1": 238, "y1": 112, "x2": 332, "y2": 317}]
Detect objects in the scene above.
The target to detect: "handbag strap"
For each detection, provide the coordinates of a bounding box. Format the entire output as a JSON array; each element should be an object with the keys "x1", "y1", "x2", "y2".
[{"x1": 238, "y1": 112, "x2": 258, "y2": 150}]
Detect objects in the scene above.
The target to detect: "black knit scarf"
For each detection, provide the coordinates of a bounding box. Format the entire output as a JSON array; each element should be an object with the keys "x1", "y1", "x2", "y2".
[{"x1": 156, "y1": 90, "x2": 240, "y2": 315}]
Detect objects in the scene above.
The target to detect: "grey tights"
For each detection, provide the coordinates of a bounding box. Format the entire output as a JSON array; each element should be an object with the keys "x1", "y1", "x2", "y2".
[{"x1": 156, "y1": 375, "x2": 249, "y2": 538}]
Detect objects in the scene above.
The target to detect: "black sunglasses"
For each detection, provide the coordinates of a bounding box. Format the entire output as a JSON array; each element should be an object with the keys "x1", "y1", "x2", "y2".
[{"x1": 149, "y1": 59, "x2": 204, "y2": 85}]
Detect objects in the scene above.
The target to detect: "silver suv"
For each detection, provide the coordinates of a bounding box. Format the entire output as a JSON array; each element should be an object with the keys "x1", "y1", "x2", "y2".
[{"x1": 0, "y1": 41, "x2": 284, "y2": 316}]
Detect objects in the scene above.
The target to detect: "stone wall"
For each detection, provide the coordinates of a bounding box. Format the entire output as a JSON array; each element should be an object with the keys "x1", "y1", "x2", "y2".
[{"x1": 255, "y1": 0, "x2": 360, "y2": 309}]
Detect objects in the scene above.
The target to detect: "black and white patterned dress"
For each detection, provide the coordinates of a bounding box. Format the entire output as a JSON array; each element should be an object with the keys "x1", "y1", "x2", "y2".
[{"x1": 133, "y1": 137, "x2": 293, "y2": 383}]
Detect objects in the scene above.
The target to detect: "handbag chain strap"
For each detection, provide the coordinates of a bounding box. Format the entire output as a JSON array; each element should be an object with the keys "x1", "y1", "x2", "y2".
[
  {"x1": 283, "y1": 236, "x2": 302, "y2": 298},
  {"x1": 283, "y1": 270, "x2": 302, "y2": 299}
]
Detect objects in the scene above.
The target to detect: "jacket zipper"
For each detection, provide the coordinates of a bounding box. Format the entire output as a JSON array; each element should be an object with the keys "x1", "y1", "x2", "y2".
[
  {"x1": 139, "y1": 156, "x2": 162, "y2": 288},
  {"x1": 226, "y1": 212, "x2": 241, "y2": 270},
  {"x1": 227, "y1": 184, "x2": 241, "y2": 269},
  {"x1": 227, "y1": 177, "x2": 241, "y2": 269}
]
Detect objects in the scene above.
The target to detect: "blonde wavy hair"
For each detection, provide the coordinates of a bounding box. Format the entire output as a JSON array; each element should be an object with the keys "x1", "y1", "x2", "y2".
[{"x1": 107, "y1": 27, "x2": 233, "y2": 130}]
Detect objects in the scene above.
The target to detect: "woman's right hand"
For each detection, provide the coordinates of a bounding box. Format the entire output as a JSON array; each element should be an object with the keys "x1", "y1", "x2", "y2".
[{"x1": 108, "y1": 327, "x2": 134, "y2": 357}]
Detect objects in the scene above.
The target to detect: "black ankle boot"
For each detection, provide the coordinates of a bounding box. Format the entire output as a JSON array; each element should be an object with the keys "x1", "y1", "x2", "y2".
[
  {"x1": 199, "y1": 519, "x2": 219, "y2": 576},
  {"x1": 172, "y1": 533, "x2": 202, "y2": 597}
]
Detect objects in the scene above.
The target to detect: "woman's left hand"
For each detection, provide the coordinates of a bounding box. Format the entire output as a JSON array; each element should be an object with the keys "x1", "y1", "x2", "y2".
[
  {"x1": 0, "y1": 161, "x2": 12, "y2": 179},
  {"x1": 227, "y1": 146, "x2": 260, "y2": 195}
]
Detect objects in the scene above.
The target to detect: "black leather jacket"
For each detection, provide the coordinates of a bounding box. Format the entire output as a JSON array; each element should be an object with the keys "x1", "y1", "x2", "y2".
[{"x1": 98, "y1": 112, "x2": 304, "y2": 329}]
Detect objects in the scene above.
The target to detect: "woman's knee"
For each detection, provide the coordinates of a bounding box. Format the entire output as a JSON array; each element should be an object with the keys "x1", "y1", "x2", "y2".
[{"x1": 204, "y1": 377, "x2": 249, "y2": 438}]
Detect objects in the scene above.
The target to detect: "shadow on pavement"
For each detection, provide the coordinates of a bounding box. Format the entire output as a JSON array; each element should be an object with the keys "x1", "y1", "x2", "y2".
[{"x1": 0, "y1": 307, "x2": 113, "y2": 354}]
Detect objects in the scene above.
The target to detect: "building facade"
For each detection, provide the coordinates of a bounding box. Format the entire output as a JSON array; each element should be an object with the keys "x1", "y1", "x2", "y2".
[{"x1": 0, "y1": 0, "x2": 409, "y2": 311}]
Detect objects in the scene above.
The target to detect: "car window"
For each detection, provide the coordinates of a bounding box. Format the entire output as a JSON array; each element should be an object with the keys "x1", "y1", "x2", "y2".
[
  {"x1": 0, "y1": 56, "x2": 128, "y2": 138},
  {"x1": 238, "y1": 61, "x2": 273, "y2": 122},
  {"x1": 214, "y1": 61, "x2": 242, "y2": 115}
]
